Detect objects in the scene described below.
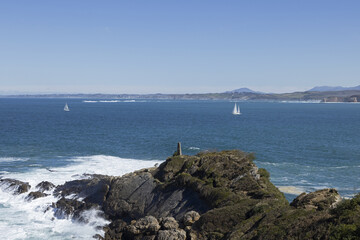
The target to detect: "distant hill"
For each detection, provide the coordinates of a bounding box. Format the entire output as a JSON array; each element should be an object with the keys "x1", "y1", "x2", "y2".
[
  {"x1": 308, "y1": 85, "x2": 360, "y2": 92},
  {"x1": 225, "y1": 88, "x2": 261, "y2": 93},
  {"x1": 3, "y1": 88, "x2": 360, "y2": 103}
]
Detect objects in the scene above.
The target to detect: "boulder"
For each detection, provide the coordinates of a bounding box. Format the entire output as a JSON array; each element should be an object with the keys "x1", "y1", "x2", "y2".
[
  {"x1": 160, "y1": 217, "x2": 179, "y2": 230},
  {"x1": 36, "y1": 181, "x2": 55, "y2": 192},
  {"x1": 182, "y1": 211, "x2": 200, "y2": 226},
  {"x1": 0, "y1": 178, "x2": 31, "y2": 194},
  {"x1": 133, "y1": 216, "x2": 161, "y2": 234},
  {"x1": 26, "y1": 191, "x2": 49, "y2": 200},
  {"x1": 157, "y1": 229, "x2": 186, "y2": 240},
  {"x1": 290, "y1": 188, "x2": 341, "y2": 210},
  {"x1": 123, "y1": 216, "x2": 160, "y2": 239}
]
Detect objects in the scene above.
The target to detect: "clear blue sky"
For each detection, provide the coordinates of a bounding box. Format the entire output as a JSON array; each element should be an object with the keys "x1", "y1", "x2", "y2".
[{"x1": 1, "y1": 1, "x2": 359, "y2": 94}]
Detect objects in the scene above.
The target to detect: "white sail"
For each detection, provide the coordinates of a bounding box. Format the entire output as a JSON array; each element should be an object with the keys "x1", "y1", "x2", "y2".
[
  {"x1": 232, "y1": 103, "x2": 238, "y2": 115},
  {"x1": 64, "y1": 103, "x2": 70, "y2": 112},
  {"x1": 232, "y1": 103, "x2": 240, "y2": 115}
]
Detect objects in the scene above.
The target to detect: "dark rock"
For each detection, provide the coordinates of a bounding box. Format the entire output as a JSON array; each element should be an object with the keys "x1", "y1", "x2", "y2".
[
  {"x1": 36, "y1": 181, "x2": 55, "y2": 192},
  {"x1": 53, "y1": 197, "x2": 99, "y2": 221},
  {"x1": 160, "y1": 217, "x2": 179, "y2": 230},
  {"x1": 55, "y1": 174, "x2": 112, "y2": 206},
  {"x1": 157, "y1": 229, "x2": 186, "y2": 240},
  {"x1": 102, "y1": 170, "x2": 208, "y2": 221},
  {"x1": 26, "y1": 191, "x2": 49, "y2": 200},
  {"x1": 127, "y1": 216, "x2": 160, "y2": 235},
  {"x1": 290, "y1": 188, "x2": 341, "y2": 210},
  {"x1": 123, "y1": 216, "x2": 160, "y2": 239},
  {"x1": 132, "y1": 216, "x2": 160, "y2": 234},
  {"x1": 103, "y1": 172, "x2": 158, "y2": 220},
  {"x1": 0, "y1": 178, "x2": 31, "y2": 194},
  {"x1": 182, "y1": 211, "x2": 200, "y2": 226}
]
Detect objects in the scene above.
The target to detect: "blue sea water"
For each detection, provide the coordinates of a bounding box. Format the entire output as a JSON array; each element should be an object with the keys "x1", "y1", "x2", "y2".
[{"x1": 1, "y1": 98, "x2": 360, "y2": 239}]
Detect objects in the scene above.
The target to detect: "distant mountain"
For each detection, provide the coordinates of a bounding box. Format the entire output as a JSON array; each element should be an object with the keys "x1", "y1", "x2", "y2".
[
  {"x1": 308, "y1": 85, "x2": 360, "y2": 92},
  {"x1": 225, "y1": 88, "x2": 261, "y2": 94}
]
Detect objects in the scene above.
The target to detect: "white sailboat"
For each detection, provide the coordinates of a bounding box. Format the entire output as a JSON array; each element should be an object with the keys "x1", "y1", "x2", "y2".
[
  {"x1": 64, "y1": 103, "x2": 70, "y2": 112},
  {"x1": 232, "y1": 103, "x2": 241, "y2": 115}
]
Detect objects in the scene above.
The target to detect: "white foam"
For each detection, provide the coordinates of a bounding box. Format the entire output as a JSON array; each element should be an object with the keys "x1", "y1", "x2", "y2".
[
  {"x1": 0, "y1": 155, "x2": 163, "y2": 239},
  {"x1": 99, "y1": 100, "x2": 121, "y2": 103},
  {"x1": 83, "y1": 100, "x2": 138, "y2": 103},
  {"x1": 279, "y1": 100, "x2": 322, "y2": 103},
  {"x1": 188, "y1": 147, "x2": 200, "y2": 150},
  {"x1": 0, "y1": 157, "x2": 28, "y2": 163}
]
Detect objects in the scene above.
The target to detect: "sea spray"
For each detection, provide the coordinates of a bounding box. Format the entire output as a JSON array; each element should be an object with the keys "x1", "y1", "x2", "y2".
[{"x1": 0, "y1": 155, "x2": 162, "y2": 239}]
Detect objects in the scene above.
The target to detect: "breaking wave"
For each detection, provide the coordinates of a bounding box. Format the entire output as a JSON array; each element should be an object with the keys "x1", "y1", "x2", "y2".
[{"x1": 0, "y1": 155, "x2": 162, "y2": 239}]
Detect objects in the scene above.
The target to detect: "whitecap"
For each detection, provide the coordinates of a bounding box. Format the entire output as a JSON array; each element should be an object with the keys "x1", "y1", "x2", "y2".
[
  {"x1": 0, "y1": 157, "x2": 28, "y2": 163},
  {"x1": 98, "y1": 100, "x2": 121, "y2": 103},
  {"x1": 0, "y1": 155, "x2": 163, "y2": 239},
  {"x1": 188, "y1": 147, "x2": 200, "y2": 150}
]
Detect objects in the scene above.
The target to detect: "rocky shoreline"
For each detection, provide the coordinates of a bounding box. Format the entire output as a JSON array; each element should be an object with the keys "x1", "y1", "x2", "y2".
[{"x1": 1, "y1": 150, "x2": 359, "y2": 239}]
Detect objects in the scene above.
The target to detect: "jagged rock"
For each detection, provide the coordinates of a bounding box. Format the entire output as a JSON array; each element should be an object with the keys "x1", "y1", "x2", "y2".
[
  {"x1": 53, "y1": 197, "x2": 98, "y2": 221},
  {"x1": 53, "y1": 197, "x2": 81, "y2": 218},
  {"x1": 36, "y1": 181, "x2": 55, "y2": 192},
  {"x1": 132, "y1": 216, "x2": 160, "y2": 234},
  {"x1": 54, "y1": 174, "x2": 112, "y2": 206},
  {"x1": 157, "y1": 229, "x2": 186, "y2": 240},
  {"x1": 0, "y1": 178, "x2": 31, "y2": 194},
  {"x1": 123, "y1": 216, "x2": 160, "y2": 239},
  {"x1": 160, "y1": 217, "x2": 179, "y2": 230},
  {"x1": 250, "y1": 166, "x2": 260, "y2": 180},
  {"x1": 103, "y1": 170, "x2": 208, "y2": 221},
  {"x1": 26, "y1": 191, "x2": 48, "y2": 200},
  {"x1": 103, "y1": 172, "x2": 158, "y2": 220},
  {"x1": 182, "y1": 211, "x2": 200, "y2": 226},
  {"x1": 290, "y1": 188, "x2": 341, "y2": 210},
  {"x1": 186, "y1": 229, "x2": 198, "y2": 240}
]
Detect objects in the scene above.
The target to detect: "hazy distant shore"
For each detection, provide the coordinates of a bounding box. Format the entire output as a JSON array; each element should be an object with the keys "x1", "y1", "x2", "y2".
[{"x1": 1, "y1": 89, "x2": 360, "y2": 103}]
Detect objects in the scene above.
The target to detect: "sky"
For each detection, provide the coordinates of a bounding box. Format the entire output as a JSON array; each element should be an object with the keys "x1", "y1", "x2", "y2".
[{"x1": 0, "y1": 1, "x2": 359, "y2": 94}]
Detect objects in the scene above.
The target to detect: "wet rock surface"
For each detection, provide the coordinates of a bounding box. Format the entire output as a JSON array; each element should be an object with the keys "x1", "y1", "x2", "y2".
[
  {"x1": 0, "y1": 178, "x2": 31, "y2": 194},
  {"x1": 26, "y1": 191, "x2": 49, "y2": 200},
  {"x1": 36, "y1": 181, "x2": 55, "y2": 192}
]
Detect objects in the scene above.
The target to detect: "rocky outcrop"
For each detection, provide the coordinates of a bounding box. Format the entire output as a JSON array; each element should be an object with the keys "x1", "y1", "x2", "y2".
[
  {"x1": 6, "y1": 150, "x2": 360, "y2": 239},
  {"x1": 0, "y1": 178, "x2": 31, "y2": 194},
  {"x1": 26, "y1": 191, "x2": 49, "y2": 200},
  {"x1": 36, "y1": 181, "x2": 55, "y2": 192},
  {"x1": 50, "y1": 150, "x2": 289, "y2": 239},
  {"x1": 112, "y1": 213, "x2": 195, "y2": 240},
  {"x1": 290, "y1": 188, "x2": 341, "y2": 210},
  {"x1": 182, "y1": 211, "x2": 200, "y2": 226},
  {"x1": 157, "y1": 229, "x2": 186, "y2": 240}
]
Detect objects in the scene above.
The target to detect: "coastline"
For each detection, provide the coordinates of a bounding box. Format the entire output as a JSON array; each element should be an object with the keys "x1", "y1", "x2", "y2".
[
  {"x1": 1, "y1": 150, "x2": 359, "y2": 239},
  {"x1": 1, "y1": 89, "x2": 360, "y2": 103}
]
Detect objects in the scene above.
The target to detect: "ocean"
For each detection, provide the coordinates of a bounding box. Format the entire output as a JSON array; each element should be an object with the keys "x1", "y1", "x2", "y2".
[{"x1": 1, "y1": 98, "x2": 360, "y2": 239}]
